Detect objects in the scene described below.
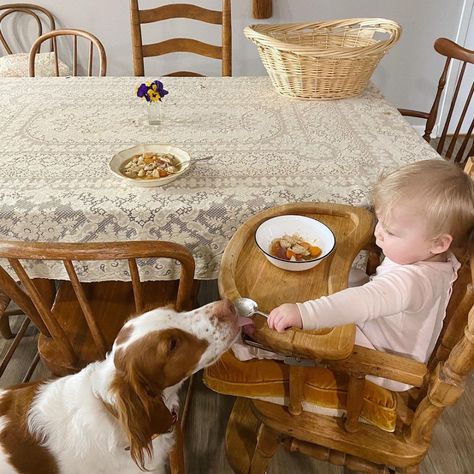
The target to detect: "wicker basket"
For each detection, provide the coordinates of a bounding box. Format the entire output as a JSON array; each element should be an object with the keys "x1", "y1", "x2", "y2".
[{"x1": 244, "y1": 18, "x2": 401, "y2": 100}]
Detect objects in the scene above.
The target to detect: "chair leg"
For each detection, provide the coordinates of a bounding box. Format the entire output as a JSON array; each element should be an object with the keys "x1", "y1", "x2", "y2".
[
  {"x1": 0, "y1": 291, "x2": 13, "y2": 339},
  {"x1": 249, "y1": 423, "x2": 280, "y2": 474},
  {"x1": 0, "y1": 313, "x2": 13, "y2": 339},
  {"x1": 169, "y1": 422, "x2": 185, "y2": 474}
]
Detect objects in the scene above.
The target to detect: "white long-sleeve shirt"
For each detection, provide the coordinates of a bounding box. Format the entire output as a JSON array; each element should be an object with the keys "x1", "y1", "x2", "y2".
[{"x1": 297, "y1": 253, "x2": 460, "y2": 391}]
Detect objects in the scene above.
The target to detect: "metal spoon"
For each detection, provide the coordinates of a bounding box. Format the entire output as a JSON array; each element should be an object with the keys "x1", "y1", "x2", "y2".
[
  {"x1": 233, "y1": 297, "x2": 269, "y2": 319},
  {"x1": 180, "y1": 155, "x2": 213, "y2": 166}
]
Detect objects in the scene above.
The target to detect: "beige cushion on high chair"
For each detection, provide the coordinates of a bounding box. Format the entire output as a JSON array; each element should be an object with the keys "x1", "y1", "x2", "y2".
[
  {"x1": 204, "y1": 350, "x2": 398, "y2": 432},
  {"x1": 0, "y1": 52, "x2": 70, "y2": 77}
]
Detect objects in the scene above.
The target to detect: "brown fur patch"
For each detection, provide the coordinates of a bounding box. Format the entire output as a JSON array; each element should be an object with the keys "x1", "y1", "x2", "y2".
[
  {"x1": 115, "y1": 324, "x2": 134, "y2": 346},
  {"x1": 0, "y1": 383, "x2": 59, "y2": 473},
  {"x1": 110, "y1": 329, "x2": 209, "y2": 469}
]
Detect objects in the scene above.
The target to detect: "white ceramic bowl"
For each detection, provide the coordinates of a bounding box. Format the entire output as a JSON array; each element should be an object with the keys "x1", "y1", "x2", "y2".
[
  {"x1": 254, "y1": 215, "x2": 336, "y2": 271},
  {"x1": 109, "y1": 144, "x2": 191, "y2": 187}
]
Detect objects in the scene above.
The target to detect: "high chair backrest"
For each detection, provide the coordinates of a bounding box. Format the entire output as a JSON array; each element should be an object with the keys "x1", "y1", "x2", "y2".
[
  {"x1": 129, "y1": 0, "x2": 232, "y2": 77},
  {"x1": 0, "y1": 240, "x2": 195, "y2": 375}
]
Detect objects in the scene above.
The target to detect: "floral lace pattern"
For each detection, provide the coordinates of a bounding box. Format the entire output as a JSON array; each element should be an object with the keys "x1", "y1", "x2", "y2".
[
  {"x1": 0, "y1": 77, "x2": 440, "y2": 281},
  {"x1": 0, "y1": 52, "x2": 70, "y2": 77}
]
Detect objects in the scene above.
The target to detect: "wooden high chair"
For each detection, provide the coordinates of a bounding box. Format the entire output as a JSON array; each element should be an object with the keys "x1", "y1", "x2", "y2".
[{"x1": 203, "y1": 201, "x2": 474, "y2": 473}]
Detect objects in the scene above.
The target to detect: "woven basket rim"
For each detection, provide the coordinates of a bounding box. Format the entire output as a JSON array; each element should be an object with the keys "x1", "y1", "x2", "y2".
[{"x1": 244, "y1": 18, "x2": 401, "y2": 58}]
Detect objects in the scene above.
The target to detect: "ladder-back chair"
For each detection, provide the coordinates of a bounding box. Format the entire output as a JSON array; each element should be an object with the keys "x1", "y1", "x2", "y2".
[
  {"x1": 399, "y1": 38, "x2": 474, "y2": 166},
  {"x1": 204, "y1": 194, "x2": 474, "y2": 473},
  {"x1": 28, "y1": 29, "x2": 107, "y2": 77},
  {"x1": 130, "y1": 0, "x2": 231, "y2": 77},
  {"x1": 0, "y1": 240, "x2": 197, "y2": 377}
]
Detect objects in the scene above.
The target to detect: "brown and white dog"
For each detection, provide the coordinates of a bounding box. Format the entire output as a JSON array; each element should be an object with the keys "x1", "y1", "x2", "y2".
[{"x1": 0, "y1": 299, "x2": 246, "y2": 474}]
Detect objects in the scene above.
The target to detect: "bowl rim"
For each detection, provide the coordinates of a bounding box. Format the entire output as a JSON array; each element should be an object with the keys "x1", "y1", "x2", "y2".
[
  {"x1": 254, "y1": 214, "x2": 336, "y2": 264},
  {"x1": 109, "y1": 143, "x2": 191, "y2": 184}
]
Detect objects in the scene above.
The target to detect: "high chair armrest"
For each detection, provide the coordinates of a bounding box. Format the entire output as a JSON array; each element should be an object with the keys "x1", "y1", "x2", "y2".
[
  {"x1": 326, "y1": 346, "x2": 427, "y2": 387},
  {"x1": 244, "y1": 330, "x2": 428, "y2": 386}
]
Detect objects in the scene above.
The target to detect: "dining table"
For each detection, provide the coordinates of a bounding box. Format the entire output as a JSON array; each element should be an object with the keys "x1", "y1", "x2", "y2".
[{"x1": 0, "y1": 76, "x2": 441, "y2": 282}]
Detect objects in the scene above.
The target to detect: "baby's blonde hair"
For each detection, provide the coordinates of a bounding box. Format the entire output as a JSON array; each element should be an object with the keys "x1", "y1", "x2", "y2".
[{"x1": 373, "y1": 160, "x2": 474, "y2": 248}]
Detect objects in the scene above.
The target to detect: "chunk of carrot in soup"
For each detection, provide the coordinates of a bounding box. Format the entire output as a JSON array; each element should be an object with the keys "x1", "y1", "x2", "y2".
[{"x1": 309, "y1": 246, "x2": 321, "y2": 257}]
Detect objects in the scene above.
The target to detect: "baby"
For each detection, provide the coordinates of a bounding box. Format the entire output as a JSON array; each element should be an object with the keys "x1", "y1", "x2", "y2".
[{"x1": 235, "y1": 159, "x2": 474, "y2": 391}]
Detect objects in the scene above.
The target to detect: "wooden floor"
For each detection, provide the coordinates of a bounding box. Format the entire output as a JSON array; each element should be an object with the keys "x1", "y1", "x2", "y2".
[{"x1": 1, "y1": 281, "x2": 473, "y2": 474}]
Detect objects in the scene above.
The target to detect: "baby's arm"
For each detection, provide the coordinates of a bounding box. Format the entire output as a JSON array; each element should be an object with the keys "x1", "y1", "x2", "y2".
[{"x1": 269, "y1": 268, "x2": 427, "y2": 332}]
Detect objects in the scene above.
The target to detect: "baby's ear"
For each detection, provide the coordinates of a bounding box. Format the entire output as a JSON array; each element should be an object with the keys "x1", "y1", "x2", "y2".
[{"x1": 431, "y1": 233, "x2": 453, "y2": 254}]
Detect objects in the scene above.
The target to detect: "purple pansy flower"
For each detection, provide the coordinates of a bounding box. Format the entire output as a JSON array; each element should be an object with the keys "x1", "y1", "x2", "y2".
[{"x1": 136, "y1": 80, "x2": 169, "y2": 103}]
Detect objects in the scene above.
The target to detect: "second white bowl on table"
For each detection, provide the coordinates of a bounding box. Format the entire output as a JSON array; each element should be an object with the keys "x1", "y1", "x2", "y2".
[
  {"x1": 109, "y1": 143, "x2": 191, "y2": 187},
  {"x1": 254, "y1": 215, "x2": 336, "y2": 271}
]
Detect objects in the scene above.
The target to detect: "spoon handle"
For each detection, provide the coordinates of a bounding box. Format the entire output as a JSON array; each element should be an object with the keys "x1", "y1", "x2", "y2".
[
  {"x1": 254, "y1": 310, "x2": 269, "y2": 318},
  {"x1": 180, "y1": 156, "x2": 213, "y2": 166}
]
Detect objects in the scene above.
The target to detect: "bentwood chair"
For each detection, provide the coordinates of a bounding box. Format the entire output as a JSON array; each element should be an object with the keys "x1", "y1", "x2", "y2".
[
  {"x1": 204, "y1": 200, "x2": 474, "y2": 473},
  {"x1": 399, "y1": 38, "x2": 474, "y2": 166},
  {"x1": 28, "y1": 29, "x2": 107, "y2": 77},
  {"x1": 0, "y1": 240, "x2": 197, "y2": 376},
  {"x1": 0, "y1": 241, "x2": 197, "y2": 472},
  {"x1": 0, "y1": 3, "x2": 55, "y2": 55},
  {"x1": 130, "y1": 0, "x2": 231, "y2": 77},
  {"x1": 0, "y1": 4, "x2": 59, "y2": 77}
]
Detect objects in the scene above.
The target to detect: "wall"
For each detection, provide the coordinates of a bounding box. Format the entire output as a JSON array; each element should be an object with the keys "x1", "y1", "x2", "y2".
[{"x1": 1, "y1": 0, "x2": 471, "y2": 127}]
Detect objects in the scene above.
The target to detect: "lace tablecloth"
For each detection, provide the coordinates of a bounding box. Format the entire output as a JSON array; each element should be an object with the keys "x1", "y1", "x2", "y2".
[{"x1": 0, "y1": 76, "x2": 440, "y2": 281}]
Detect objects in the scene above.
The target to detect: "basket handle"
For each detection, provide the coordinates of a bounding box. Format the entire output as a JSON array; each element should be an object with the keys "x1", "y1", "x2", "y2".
[{"x1": 244, "y1": 18, "x2": 401, "y2": 58}]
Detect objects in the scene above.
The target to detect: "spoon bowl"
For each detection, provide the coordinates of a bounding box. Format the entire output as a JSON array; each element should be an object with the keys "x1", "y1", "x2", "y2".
[{"x1": 233, "y1": 297, "x2": 268, "y2": 318}]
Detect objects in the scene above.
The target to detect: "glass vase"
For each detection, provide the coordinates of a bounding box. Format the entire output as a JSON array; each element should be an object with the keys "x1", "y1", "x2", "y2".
[{"x1": 147, "y1": 100, "x2": 162, "y2": 125}]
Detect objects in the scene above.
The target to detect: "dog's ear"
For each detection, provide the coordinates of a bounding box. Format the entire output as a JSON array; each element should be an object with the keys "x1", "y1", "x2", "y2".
[
  {"x1": 111, "y1": 369, "x2": 176, "y2": 470},
  {"x1": 112, "y1": 335, "x2": 178, "y2": 470}
]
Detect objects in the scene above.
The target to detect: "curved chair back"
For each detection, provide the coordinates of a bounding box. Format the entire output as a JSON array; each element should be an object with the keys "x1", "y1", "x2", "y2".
[
  {"x1": 29, "y1": 28, "x2": 107, "y2": 77},
  {"x1": 0, "y1": 3, "x2": 55, "y2": 54},
  {"x1": 0, "y1": 240, "x2": 196, "y2": 376},
  {"x1": 130, "y1": 0, "x2": 231, "y2": 77}
]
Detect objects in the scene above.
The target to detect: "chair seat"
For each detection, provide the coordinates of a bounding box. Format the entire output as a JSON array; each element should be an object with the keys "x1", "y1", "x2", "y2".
[
  {"x1": 204, "y1": 350, "x2": 397, "y2": 432},
  {"x1": 0, "y1": 52, "x2": 70, "y2": 77}
]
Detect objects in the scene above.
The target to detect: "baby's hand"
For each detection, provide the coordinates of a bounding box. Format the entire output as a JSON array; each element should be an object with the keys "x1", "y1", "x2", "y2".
[{"x1": 267, "y1": 304, "x2": 303, "y2": 333}]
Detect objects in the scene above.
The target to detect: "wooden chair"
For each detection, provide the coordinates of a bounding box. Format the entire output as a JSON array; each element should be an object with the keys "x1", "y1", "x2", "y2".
[
  {"x1": 203, "y1": 200, "x2": 474, "y2": 473},
  {"x1": 399, "y1": 38, "x2": 474, "y2": 166},
  {"x1": 0, "y1": 240, "x2": 197, "y2": 376},
  {"x1": 0, "y1": 3, "x2": 55, "y2": 55},
  {"x1": 28, "y1": 29, "x2": 107, "y2": 77},
  {"x1": 0, "y1": 5, "x2": 55, "y2": 338},
  {"x1": 0, "y1": 240, "x2": 197, "y2": 473},
  {"x1": 130, "y1": 0, "x2": 231, "y2": 77}
]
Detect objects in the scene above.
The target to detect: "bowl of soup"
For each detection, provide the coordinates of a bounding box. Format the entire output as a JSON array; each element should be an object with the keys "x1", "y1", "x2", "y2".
[
  {"x1": 109, "y1": 144, "x2": 191, "y2": 187},
  {"x1": 254, "y1": 215, "x2": 336, "y2": 271}
]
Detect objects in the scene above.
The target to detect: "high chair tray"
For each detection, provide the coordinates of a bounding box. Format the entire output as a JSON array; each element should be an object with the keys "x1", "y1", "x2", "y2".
[{"x1": 219, "y1": 202, "x2": 374, "y2": 360}]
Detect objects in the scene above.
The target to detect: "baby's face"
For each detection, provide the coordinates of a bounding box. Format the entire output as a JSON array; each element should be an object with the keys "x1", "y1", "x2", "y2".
[{"x1": 374, "y1": 206, "x2": 440, "y2": 265}]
